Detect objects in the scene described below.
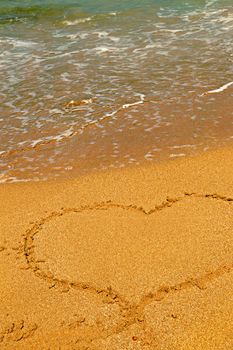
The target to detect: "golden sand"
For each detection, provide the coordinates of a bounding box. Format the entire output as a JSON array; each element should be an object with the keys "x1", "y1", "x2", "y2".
[{"x1": 0, "y1": 146, "x2": 233, "y2": 349}]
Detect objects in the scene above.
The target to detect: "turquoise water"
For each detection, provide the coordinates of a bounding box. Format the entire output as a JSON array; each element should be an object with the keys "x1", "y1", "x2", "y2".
[
  {"x1": 0, "y1": 1, "x2": 233, "y2": 182},
  {"x1": 0, "y1": 1, "x2": 232, "y2": 23}
]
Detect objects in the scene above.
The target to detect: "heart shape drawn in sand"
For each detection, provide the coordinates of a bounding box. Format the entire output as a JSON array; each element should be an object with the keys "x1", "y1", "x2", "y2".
[{"x1": 23, "y1": 193, "x2": 233, "y2": 341}]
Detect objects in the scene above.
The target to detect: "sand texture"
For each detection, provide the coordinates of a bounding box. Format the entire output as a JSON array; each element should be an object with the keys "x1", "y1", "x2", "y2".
[{"x1": 0, "y1": 146, "x2": 233, "y2": 349}]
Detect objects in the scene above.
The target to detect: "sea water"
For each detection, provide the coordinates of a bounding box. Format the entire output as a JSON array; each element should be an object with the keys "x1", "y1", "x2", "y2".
[{"x1": 0, "y1": 0, "x2": 233, "y2": 182}]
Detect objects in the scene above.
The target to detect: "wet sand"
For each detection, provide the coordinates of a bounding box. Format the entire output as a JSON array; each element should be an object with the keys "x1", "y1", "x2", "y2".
[{"x1": 0, "y1": 145, "x2": 233, "y2": 349}]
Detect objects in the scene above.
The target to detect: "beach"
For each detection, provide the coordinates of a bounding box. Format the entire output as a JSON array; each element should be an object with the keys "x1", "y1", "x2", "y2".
[
  {"x1": 1, "y1": 145, "x2": 233, "y2": 349},
  {"x1": 1, "y1": 1, "x2": 233, "y2": 348}
]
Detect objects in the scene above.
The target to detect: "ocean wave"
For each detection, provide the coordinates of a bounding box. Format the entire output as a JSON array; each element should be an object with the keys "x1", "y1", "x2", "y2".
[
  {"x1": 0, "y1": 6, "x2": 58, "y2": 23},
  {"x1": 63, "y1": 17, "x2": 93, "y2": 26},
  {"x1": 62, "y1": 11, "x2": 118, "y2": 26}
]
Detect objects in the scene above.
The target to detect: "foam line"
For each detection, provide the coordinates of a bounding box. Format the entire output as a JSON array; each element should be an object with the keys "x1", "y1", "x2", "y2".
[
  {"x1": 0, "y1": 95, "x2": 148, "y2": 160},
  {"x1": 122, "y1": 100, "x2": 143, "y2": 109},
  {"x1": 122, "y1": 94, "x2": 145, "y2": 109},
  {"x1": 201, "y1": 81, "x2": 233, "y2": 96}
]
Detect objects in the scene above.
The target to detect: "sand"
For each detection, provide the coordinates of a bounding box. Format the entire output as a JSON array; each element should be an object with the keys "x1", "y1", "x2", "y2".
[{"x1": 0, "y1": 146, "x2": 233, "y2": 349}]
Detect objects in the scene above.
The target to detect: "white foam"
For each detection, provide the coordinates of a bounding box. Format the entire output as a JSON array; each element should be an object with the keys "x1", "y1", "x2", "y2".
[
  {"x1": 144, "y1": 152, "x2": 154, "y2": 160},
  {"x1": 0, "y1": 176, "x2": 33, "y2": 184},
  {"x1": 122, "y1": 94, "x2": 145, "y2": 109},
  {"x1": 92, "y1": 31, "x2": 120, "y2": 42},
  {"x1": 201, "y1": 81, "x2": 233, "y2": 96},
  {"x1": 170, "y1": 153, "x2": 186, "y2": 158},
  {"x1": 64, "y1": 166, "x2": 73, "y2": 171},
  {"x1": 94, "y1": 46, "x2": 122, "y2": 54},
  {"x1": 122, "y1": 101, "x2": 143, "y2": 108},
  {"x1": 170, "y1": 144, "x2": 195, "y2": 149},
  {"x1": 16, "y1": 127, "x2": 75, "y2": 149},
  {"x1": 3, "y1": 38, "x2": 37, "y2": 48},
  {"x1": 63, "y1": 17, "x2": 92, "y2": 26},
  {"x1": 159, "y1": 29, "x2": 183, "y2": 34},
  {"x1": 93, "y1": 31, "x2": 109, "y2": 38},
  {"x1": 108, "y1": 36, "x2": 120, "y2": 43}
]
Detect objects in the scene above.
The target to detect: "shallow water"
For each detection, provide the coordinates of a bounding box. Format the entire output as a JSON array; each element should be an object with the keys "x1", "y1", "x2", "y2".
[{"x1": 0, "y1": 0, "x2": 233, "y2": 183}]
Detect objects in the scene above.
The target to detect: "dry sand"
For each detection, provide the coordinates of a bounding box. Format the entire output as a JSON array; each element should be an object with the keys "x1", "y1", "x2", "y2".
[{"x1": 0, "y1": 146, "x2": 233, "y2": 349}]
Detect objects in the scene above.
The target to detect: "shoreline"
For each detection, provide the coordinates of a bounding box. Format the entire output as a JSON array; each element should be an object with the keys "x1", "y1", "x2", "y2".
[
  {"x1": 1, "y1": 137, "x2": 233, "y2": 186},
  {"x1": 1, "y1": 145, "x2": 233, "y2": 349}
]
